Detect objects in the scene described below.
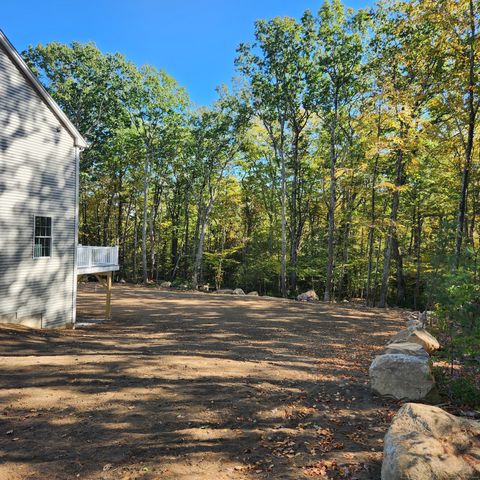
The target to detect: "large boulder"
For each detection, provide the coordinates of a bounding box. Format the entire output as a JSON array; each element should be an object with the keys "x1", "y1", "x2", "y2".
[
  {"x1": 233, "y1": 288, "x2": 246, "y2": 295},
  {"x1": 369, "y1": 354, "x2": 435, "y2": 400},
  {"x1": 388, "y1": 328, "x2": 440, "y2": 354},
  {"x1": 384, "y1": 342, "x2": 429, "y2": 358},
  {"x1": 297, "y1": 290, "x2": 319, "y2": 302},
  {"x1": 382, "y1": 403, "x2": 480, "y2": 480}
]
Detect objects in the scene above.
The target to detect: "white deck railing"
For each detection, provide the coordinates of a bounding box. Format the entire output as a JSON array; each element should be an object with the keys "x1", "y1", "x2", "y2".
[{"x1": 77, "y1": 245, "x2": 119, "y2": 272}]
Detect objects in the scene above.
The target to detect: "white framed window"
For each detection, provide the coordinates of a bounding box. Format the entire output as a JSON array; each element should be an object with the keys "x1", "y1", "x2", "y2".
[{"x1": 33, "y1": 216, "x2": 52, "y2": 258}]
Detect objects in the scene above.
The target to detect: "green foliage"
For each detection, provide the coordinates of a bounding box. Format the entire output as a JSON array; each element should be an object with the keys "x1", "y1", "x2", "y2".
[
  {"x1": 433, "y1": 367, "x2": 480, "y2": 408},
  {"x1": 432, "y1": 271, "x2": 480, "y2": 334},
  {"x1": 204, "y1": 247, "x2": 241, "y2": 290},
  {"x1": 170, "y1": 278, "x2": 194, "y2": 289},
  {"x1": 430, "y1": 268, "x2": 480, "y2": 407},
  {"x1": 23, "y1": 42, "x2": 133, "y2": 174},
  {"x1": 449, "y1": 377, "x2": 480, "y2": 408}
]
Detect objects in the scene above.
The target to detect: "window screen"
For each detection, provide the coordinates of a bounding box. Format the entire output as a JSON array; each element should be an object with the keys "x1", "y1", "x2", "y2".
[{"x1": 33, "y1": 216, "x2": 52, "y2": 258}]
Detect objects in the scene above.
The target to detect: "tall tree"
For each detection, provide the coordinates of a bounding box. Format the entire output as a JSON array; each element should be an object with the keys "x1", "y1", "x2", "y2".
[
  {"x1": 190, "y1": 92, "x2": 250, "y2": 288},
  {"x1": 236, "y1": 15, "x2": 316, "y2": 295},
  {"x1": 307, "y1": 0, "x2": 367, "y2": 301},
  {"x1": 124, "y1": 65, "x2": 188, "y2": 282}
]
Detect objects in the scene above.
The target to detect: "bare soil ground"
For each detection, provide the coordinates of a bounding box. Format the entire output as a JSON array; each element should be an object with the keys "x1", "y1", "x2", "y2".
[{"x1": 0, "y1": 284, "x2": 405, "y2": 480}]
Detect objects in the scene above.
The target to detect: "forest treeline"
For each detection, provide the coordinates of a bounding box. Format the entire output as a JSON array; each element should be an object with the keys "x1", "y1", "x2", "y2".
[{"x1": 23, "y1": 0, "x2": 479, "y2": 310}]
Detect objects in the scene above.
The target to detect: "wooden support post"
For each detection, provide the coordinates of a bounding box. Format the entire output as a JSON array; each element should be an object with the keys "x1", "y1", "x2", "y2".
[
  {"x1": 106, "y1": 271, "x2": 112, "y2": 320},
  {"x1": 94, "y1": 272, "x2": 113, "y2": 320}
]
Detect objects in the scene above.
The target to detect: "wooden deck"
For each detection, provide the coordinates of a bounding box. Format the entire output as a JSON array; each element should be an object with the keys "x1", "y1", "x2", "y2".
[
  {"x1": 77, "y1": 246, "x2": 119, "y2": 320},
  {"x1": 77, "y1": 245, "x2": 119, "y2": 275}
]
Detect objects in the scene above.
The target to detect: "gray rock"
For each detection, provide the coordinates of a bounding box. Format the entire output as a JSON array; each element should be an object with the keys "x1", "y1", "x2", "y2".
[
  {"x1": 388, "y1": 328, "x2": 440, "y2": 354},
  {"x1": 384, "y1": 342, "x2": 429, "y2": 358},
  {"x1": 369, "y1": 353, "x2": 435, "y2": 400},
  {"x1": 233, "y1": 288, "x2": 246, "y2": 295},
  {"x1": 382, "y1": 402, "x2": 480, "y2": 480},
  {"x1": 160, "y1": 281, "x2": 171, "y2": 288},
  {"x1": 419, "y1": 310, "x2": 428, "y2": 323},
  {"x1": 247, "y1": 291, "x2": 259, "y2": 296},
  {"x1": 297, "y1": 290, "x2": 319, "y2": 302},
  {"x1": 406, "y1": 319, "x2": 423, "y2": 330}
]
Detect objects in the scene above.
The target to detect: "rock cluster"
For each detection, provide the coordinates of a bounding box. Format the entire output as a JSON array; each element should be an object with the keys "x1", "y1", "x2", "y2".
[
  {"x1": 369, "y1": 313, "x2": 480, "y2": 479},
  {"x1": 369, "y1": 312, "x2": 440, "y2": 401},
  {"x1": 369, "y1": 313, "x2": 480, "y2": 480}
]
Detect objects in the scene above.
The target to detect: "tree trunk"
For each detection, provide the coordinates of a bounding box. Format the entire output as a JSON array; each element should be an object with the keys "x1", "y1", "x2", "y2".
[
  {"x1": 378, "y1": 149, "x2": 404, "y2": 308},
  {"x1": 289, "y1": 135, "x2": 300, "y2": 293},
  {"x1": 455, "y1": 0, "x2": 477, "y2": 268},
  {"x1": 103, "y1": 193, "x2": 113, "y2": 246},
  {"x1": 324, "y1": 114, "x2": 337, "y2": 302},
  {"x1": 183, "y1": 188, "x2": 190, "y2": 279},
  {"x1": 366, "y1": 122, "x2": 380, "y2": 305},
  {"x1": 149, "y1": 185, "x2": 161, "y2": 280},
  {"x1": 142, "y1": 156, "x2": 149, "y2": 283},
  {"x1": 413, "y1": 208, "x2": 422, "y2": 310},
  {"x1": 120, "y1": 197, "x2": 132, "y2": 280},
  {"x1": 192, "y1": 199, "x2": 214, "y2": 289},
  {"x1": 191, "y1": 213, "x2": 204, "y2": 289},
  {"x1": 81, "y1": 198, "x2": 88, "y2": 244},
  {"x1": 170, "y1": 189, "x2": 180, "y2": 278},
  {"x1": 149, "y1": 206, "x2": 155, "y2": 280},
  {"x1": 338, "y1": 218, "x2": 351, "y2": 299},
  {"x1": 133, "y1": 210, "x2": 138, "y2": 282},
  {"x1": 280, "y1": 148, "x2": 287, "y2": 297},
  {"x1": 393, "y1": 235, "x2": 405, "y2": 306},
  {"x1": 116, "y1": 172, "x2": 124, "y2": 276}
]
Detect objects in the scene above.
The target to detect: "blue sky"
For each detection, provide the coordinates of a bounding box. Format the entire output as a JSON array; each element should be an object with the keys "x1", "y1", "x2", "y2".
[{"x1": 3, "y1": 0, "x2": 370, "y2": 106}]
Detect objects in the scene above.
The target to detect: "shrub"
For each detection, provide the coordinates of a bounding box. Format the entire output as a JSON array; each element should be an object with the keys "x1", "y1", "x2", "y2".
[{"x1": 448, "y1": 377, "x2": 480, "y2": 408}]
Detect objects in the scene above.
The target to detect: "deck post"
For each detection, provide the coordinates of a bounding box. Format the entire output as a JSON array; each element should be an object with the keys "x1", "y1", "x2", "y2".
[
  {"x1": 106, "y1": 271, "x2": 112, "y2": 320},
  {"x1": 93, "y1": 272, "x2": 113, "y2": 320}
]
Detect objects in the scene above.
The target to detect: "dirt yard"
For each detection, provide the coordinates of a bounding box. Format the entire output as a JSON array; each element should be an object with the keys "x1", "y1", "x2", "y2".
[{"x1": 0, "y1": 285, "x2": 405, "y2": 480}]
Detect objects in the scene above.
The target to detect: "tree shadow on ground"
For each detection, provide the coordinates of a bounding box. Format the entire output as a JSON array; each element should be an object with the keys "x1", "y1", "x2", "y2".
[{"x1": 0, "y1": 285, "x2": 404, "y2": 480}]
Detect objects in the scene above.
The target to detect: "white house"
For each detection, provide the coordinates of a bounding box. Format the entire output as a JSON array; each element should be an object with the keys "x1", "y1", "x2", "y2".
[{"x1": 0, "y1": 30, "x2": 118, "y2": 328}]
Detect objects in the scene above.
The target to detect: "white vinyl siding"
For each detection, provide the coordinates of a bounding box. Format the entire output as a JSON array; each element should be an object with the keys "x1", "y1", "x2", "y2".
[{"x1": 0, "y1": 43, "x2": 77, "y2": 328}]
